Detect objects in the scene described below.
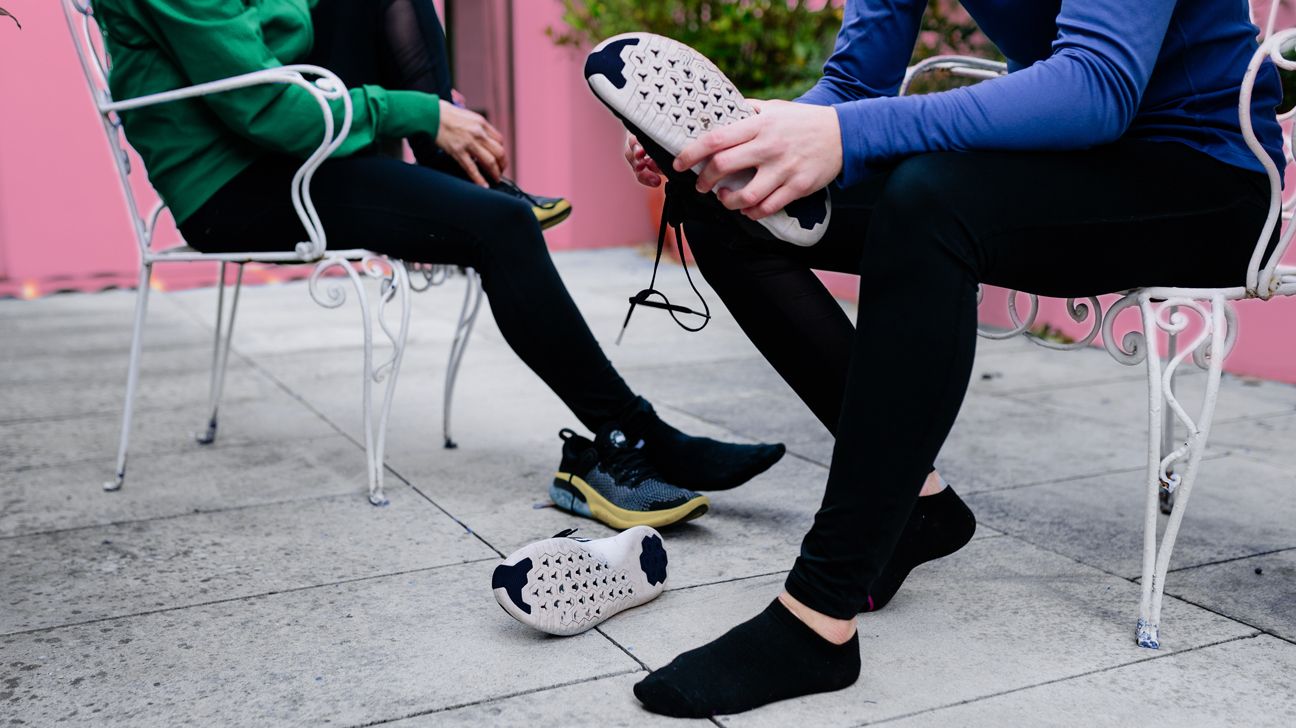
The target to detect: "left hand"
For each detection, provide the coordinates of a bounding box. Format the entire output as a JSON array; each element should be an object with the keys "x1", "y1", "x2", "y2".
[{"x1": 674, "y1": 100, "x2": 843, "y2": 220}]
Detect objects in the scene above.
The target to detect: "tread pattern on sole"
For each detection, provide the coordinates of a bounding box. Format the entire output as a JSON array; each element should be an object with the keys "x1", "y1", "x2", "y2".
[
  {"x1": 589, "y1": 34, "x2": 753, "y2": 160},
  {"x1": 586, "y1": 33, "x2": 829, "y2": 245},
  {"x1": 518, "y1": 542, "x2": 638, "y2": 633}
]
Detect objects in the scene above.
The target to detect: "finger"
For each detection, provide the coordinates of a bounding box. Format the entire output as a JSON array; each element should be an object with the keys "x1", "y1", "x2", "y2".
[
  {"x1": 456, "y1": 152, "x2": 490, "y2": 188},
  {"x1": 482, "y1": 136, "x2": 509, "y2": 172},
  {"x1": 639, "y1": 170, "x2": 662, "y2": 187},
  {"x1": 643, "y1": 156, "x2": 662, "y2": 174},
  {"x1": 696, "y1": 142, "x2": 764, "y2": 193},
  {"x1": 717, "y1": 166, "x2": 784, "y2": 211},
  {"x1": 748, "y1": 99, "x2": 765, "y2": 113},
  {"x1": 743, "y1": 184, "x2": 799, "y2": 221},
  {"x1": 471, "y1": 142, "x2": 502, "y2": 182},
  {"x1": 674, "y1": 116, "x2": 760, "y2": 171},
  {"x1": 484, "y1": 122, "x2": 505, "y2": 145}
]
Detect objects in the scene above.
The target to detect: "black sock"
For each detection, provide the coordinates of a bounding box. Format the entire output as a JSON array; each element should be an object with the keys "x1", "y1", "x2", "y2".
[
  {"x1": 634, "y1": 598, "x2": 859, "y2": 717},
  {"x1": 865, "y1": 484, "x2": 976, "y2": 612},
  {"x1": 618, "y1": 396, "x2": 786, "y2": 490}
]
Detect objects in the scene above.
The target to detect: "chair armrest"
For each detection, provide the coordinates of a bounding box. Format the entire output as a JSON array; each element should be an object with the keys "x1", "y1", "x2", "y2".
[
  {"x1": 102, "y1": 65, "x2": 353, "y2": 261},
  {"x1": 900, "y1": 55, "x2": 1007, "y2": 97},
  {"x1": 1240, "y1": 30, "x2": 1296, "y2": 298}
]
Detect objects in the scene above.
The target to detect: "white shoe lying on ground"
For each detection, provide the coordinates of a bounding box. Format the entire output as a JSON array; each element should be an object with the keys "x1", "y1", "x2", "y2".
[{"x1": 492, "y1": 526, "x2": 669, "y2": 636}]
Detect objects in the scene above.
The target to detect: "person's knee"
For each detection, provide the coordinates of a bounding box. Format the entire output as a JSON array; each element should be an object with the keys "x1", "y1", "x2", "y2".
[
  {"x1": 468, "y1": 194, "x2": 547, "y2": 266},
  {"x1": 863, "y1": 154, "x2": 976, "y2": 282}
]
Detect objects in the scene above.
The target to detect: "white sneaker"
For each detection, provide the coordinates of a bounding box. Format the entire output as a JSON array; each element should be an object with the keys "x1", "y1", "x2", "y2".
[
  {"x1": 491, "y1": 526, "x2": 669, "y2": 636},
  {"x1": 584, "y1": 32, "x2": 830, "y2": 247}
]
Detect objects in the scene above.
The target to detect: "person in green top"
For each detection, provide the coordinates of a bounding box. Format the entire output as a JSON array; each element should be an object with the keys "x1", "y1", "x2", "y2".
[{"x1": 95, "y1": 0, "x2": 787, "y2": 527}]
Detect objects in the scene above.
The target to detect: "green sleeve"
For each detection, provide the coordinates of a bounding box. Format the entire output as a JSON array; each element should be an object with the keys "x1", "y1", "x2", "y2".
[{"x1": 139, "y1": 0, "x2": 439, "y2": 157}]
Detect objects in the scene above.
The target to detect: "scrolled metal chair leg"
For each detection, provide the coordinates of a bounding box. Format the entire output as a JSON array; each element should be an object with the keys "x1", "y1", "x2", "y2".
[
  {"x1": 1136, "y1": 295, "x2": 1230, "y2": 649},
  {"x1": 368, "y1": 256, "x2": 411, "y2": 505},
  {"x1": 1136, "y1": 296, "x2": 1165, "y2": 649},
  {"x1": 197, "y1": 263, "x2": 244, "y2": 445},
  {"x1": 309, "y1": 255, "x2": 410, "y2": 506},
  {"x1": 443, "y1": 268, "x2": 483, "y2": 450},
  {"x1": 106, "y1": 262, "x2": 154, "y2": 492}
]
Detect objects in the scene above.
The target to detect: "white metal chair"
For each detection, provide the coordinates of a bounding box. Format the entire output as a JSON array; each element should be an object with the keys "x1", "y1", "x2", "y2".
[
  {"x1": 901, "y1": 6, "x2": 1296, "y2": 648},
  {"x1": 62, "y1": 0, "x2": 484, "y2": 506}
]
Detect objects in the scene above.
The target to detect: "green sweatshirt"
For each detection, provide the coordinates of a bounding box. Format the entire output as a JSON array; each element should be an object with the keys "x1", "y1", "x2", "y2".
[{"x1": 95, "y1": 0, "x2": 441, "y2": 225}]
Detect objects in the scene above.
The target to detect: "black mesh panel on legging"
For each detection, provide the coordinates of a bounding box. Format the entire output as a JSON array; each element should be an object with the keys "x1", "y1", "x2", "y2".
[{"x1": 382, "y1": 0, "x2": 453, "y2": 167}]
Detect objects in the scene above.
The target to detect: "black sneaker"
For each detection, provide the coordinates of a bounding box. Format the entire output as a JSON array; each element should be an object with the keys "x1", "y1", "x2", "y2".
[
  {"x1": 583, "y1": 32, "x2": 830, "y2": 247},
  {"x1": 619, "y1": 396, "x2": 785, "y2": 491},
  {"x1": 492, "y1": 178, "x2": 573, "y2": 230},
  {"x1": 491, "y1": 526, "x2": 668, "y2": 636},
  {"x1": 551, "y1": 426, "x2": 710, "y2": 530}
]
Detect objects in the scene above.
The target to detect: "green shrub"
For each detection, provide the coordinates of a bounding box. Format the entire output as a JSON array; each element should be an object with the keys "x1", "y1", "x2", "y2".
[
  {"x1": 548, "y1": 0, "x2": 845, "y2": 100},
  {"x1": 550, "y1": 1, "x2": 1006, "y2": 99}
]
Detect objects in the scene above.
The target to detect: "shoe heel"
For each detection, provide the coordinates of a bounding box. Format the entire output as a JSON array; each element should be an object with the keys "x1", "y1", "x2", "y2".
[{"x1": 550, "y1": 478, "x2": 594, "y2": 519}]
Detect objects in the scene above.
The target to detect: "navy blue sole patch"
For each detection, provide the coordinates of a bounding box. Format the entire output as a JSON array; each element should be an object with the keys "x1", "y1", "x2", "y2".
[
  {"x1": 639, "y1": 533, "x2": 668, "y2": 586},
  {"x1": 492, "y1": 557, "x2": 533, "y2": 614}
]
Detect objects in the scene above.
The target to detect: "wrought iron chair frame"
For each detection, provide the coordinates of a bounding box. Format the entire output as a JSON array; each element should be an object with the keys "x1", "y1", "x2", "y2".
[
  {"x1": 899, "y1": 9, "x2": 1296, "y2": 648},
  {"x1": 63, "y1": 0, "x2": 483, "y2": 506}
]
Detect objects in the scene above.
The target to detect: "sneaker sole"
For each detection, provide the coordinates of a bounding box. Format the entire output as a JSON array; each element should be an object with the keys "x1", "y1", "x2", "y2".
[
  {"x1": 492, "y1": 526, "x2": 669, "y2": 636},
  {"x1": 551, "y1": 472, "x2": 710, "y2": 530},
  {"x1": 536, "y1": 199, "x2": 573, "y2": 230},
  {"x1": 584, "y1": 32, "x2": 830, "y2": 247}
]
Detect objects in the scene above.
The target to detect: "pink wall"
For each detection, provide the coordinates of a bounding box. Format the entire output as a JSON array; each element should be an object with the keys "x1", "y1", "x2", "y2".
[
  {"x1": 509, "y1": 1, "x2": 652, "y2": 250},
  {"x1": 1, "y1": 1, "x2": 1294, "y2": 382}
]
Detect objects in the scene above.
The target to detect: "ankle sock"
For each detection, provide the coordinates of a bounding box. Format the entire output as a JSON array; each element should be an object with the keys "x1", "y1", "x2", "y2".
[
  {"x1": 633, "y1": 598, "x2": 860, "y2": 718},
  {"x1": 618, "y1": 396, "x2": 786, "y2": 490},
  {"x1": 864, "y1": 484, "x2": 976, "y2": 612}
]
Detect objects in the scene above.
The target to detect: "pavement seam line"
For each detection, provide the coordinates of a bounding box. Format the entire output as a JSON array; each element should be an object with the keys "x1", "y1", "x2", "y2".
[
  {"x1": 967, "y1": 532, "x2": 1290, "y2": 646},
  {"x1": 0, "y1": 465, "x2": 391, "y2": 542},
  {"x1": 858, "y1": 632, "x2": 1264, "y2": 727},
  {"x1": 595, "y1": 625, "x2": 651, "y2": 671},
  {"x1": 1164, "y1": 545, "x2": 1296, "y2": 574},
  {"x1": 959, "y1": 449, "x2": 1231, "y2": 497},
  {"x1": 347, "y1": 668, "x2": 646, "y2": 727},
  {"x1": 0, "y1": 557, "x2": 498, "y2": 639}
]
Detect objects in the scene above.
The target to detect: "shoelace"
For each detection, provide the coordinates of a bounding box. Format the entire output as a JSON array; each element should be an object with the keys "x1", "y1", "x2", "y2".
[
  {"x1": 551, "y1": 528, "x2": 591, "y2": 541},
  {"x1": 601, "y1": 437, "x2": 659, "y2": 488},
  {"x1": 495, "y1": 177, "x2": 562, "y2": 211},
  {"x1": 616, "y1": 179, "x2": 711, "y2": 344}
]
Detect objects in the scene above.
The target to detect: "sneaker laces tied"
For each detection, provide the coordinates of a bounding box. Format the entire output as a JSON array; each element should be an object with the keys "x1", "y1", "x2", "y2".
[
  {"x1": 602, "y1": 438, "x2": 658, "y2": 488},
  {"x1": 497, "y1": 177, "x2": 561, "y2": 210},
  {"x1": 616, "y1": 179, "x2": 711, "y2": 344}
]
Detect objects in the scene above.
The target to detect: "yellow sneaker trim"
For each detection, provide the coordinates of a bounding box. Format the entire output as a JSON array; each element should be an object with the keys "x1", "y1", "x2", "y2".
[
  {"x1": 534, "y1": 199, "x2": 573, "y2": 230},
  {"x1": 554, "y1": 471, "x2": 709, "y2": 530}
]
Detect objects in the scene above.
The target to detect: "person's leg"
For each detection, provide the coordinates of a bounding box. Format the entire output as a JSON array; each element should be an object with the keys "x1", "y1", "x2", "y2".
[
  {"x1": 180, "y1": 155, "x2": 783, "y2": 491},
  {"x1": 685, "y1": 183, "x2": 975, "y2": 611},
  {"x1": 182, "y1": 155, "x2": 633, "y2": 426},
  {"x1": 633, "y1": 140, "x2": 1273, "y2": 717}
]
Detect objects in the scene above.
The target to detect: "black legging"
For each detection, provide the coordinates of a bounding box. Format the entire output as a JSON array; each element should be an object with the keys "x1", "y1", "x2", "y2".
[
  {"x1": 179, "y1": 0, "x2": 637, "y2": 431},
  {"x1": 681, "y1": 139, "x2": 1274, "y2": 618}
]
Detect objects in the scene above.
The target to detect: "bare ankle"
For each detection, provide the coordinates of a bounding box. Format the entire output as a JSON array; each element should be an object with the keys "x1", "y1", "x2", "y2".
[
  {"x1": 919, "y1": 470, "x2": 946, "y2": 497},
  {"x1": 777, "y1": 592, "x2": 856, "y2": 645}
]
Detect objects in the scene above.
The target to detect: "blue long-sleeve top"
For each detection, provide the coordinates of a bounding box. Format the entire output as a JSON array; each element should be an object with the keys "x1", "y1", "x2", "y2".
[{"x1": 798, "y1": 0, "x2": 1286, "y2": 187}]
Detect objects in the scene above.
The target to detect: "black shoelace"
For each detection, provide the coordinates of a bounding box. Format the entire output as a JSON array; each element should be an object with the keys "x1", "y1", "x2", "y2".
[
  {"x1": 495, "y1": 177, "x2": 562, "y2": 211},
  {"x1": 602, "y1": 438, "x2": 658, "y2": 488},
  {"x1": 616, "y1": 179, "x2": 711, "y2": 344}
]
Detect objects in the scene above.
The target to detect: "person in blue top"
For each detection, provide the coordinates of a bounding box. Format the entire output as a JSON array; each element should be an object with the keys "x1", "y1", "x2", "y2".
[{"x1": 621, "y1": 0, "x2": 1285, "y2": 717}]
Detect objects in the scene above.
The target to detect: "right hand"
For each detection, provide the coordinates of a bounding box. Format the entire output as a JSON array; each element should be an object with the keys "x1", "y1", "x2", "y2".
[
  {"x1": 624, "y1": 133, "x2": 663, "y2": 187},
  {"x1": 436, "y1": 101, "x2": 508, "y2": 188}
]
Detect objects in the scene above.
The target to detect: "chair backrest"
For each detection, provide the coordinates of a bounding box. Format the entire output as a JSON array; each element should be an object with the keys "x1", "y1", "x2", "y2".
[
  {"x1": 1241, "y1": 1, "x2": 1296, "y2": 297},
  {"x1": 61, "y1": 0, "x2": 164, "y2": 260}
]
